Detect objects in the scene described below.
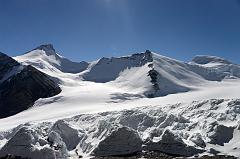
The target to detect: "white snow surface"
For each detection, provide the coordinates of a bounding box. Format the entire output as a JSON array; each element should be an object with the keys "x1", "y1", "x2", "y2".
[{"x1": 1, "y1": 48, "x2": 240, "y2": 158}]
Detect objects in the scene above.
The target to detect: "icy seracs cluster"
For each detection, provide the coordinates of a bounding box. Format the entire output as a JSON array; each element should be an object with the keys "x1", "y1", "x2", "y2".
[{"x1": 1, "y1": 99, "x2": 240, "y2": 158}]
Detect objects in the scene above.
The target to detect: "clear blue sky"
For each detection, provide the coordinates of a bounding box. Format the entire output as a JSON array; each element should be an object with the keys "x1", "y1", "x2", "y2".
[{"x1": 0, "y1": 0, "x2": 240, "y2": 63}]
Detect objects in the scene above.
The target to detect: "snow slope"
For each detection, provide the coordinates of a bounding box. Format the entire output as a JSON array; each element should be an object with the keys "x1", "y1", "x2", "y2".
[
  {"x1": 1, "y1": 46, "x2": 240, "y2": 158},
  {"x1": 14, "y1": 44, "x2": 89, "y2": 75}
]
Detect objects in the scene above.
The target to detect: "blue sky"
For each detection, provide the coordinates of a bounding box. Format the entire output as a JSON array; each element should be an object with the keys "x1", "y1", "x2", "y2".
[{"x1": 0, "y1": 0, "x2": 240, "y2": 63}]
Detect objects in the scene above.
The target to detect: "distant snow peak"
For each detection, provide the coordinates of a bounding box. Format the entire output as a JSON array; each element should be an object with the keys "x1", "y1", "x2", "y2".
[
  {"x1": 192, "y1": 55, "x2": 231, "y2": 65},
  {"x1": 34, "y1": 44, "x2": 56, "y2": 56},
  {"x1": 15, "y1": 44, "x2": 89, "y2": 74}
]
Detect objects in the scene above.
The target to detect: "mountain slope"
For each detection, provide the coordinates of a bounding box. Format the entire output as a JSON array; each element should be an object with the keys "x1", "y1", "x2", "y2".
[
  {"x1": 0, "y1": 52, "x2": 23, "y2": 83},
  {"x1": 14, "y1": 44, "x2": 89, "y2": 74},
  {"x1": 80, "y1": 50, "x2": 153, "y2": 82},
  {"x1": 0, "y1": 53, "x2": 61, "y2": 118}
]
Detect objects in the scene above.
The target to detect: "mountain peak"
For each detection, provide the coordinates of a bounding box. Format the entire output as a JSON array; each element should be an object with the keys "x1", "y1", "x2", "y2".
[
  {"x1": 34, "y1": 44, "x2": 56, "y2": 55},
  {"x1": 192, "y1": 55, "x2": 231, "y2": 65},
  {"x1": 145, "y1": 49, "x2": 151, "y2": 54}
]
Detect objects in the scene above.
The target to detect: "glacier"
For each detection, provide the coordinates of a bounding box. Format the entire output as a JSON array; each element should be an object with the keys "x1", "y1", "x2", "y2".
[{"x1": 0, "y1": 99, "x2": 240, "y2": 158}]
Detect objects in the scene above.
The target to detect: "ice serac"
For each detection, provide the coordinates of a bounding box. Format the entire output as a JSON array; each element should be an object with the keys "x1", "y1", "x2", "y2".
[
  {"x1": 50, "y1": 120, "x2": 81, "y2": 150},
  {"x1": 144, "y1": 129, "x2": 204, "y2": 157},
  {"x1": 0, "y1": 127, "x2": 68, "y2": 159},
  {"x1": 1, "y1": 99, "x2": 240, "y2": 158},
  {"x1": 92, "y1": 127, "x2": 142, "y2": 157},
  {"x1": 15, "y1": 44, "x2": 89, "y2": 74},
  {"x1": 0, "y1": 53, "x2": 61, "y2": 118}
]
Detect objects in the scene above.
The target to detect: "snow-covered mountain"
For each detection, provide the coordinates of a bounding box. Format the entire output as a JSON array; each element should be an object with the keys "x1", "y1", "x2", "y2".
[
  {"x1": 14, "y1": 44, "x2": 89, "y2": 74},
  {"x1": 1, "y1": 44, "x2": 240, "y2": 158},
  {"x1": 0, "y1": 52, "x2": 61, "y2": 118},
  {"x1": 14, "y1": 45, "x2": 240, "y2": 97}
]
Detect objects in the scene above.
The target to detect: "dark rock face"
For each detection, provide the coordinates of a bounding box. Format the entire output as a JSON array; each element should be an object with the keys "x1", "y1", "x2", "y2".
[
  {"x1": 0, "y1": 53, "x2": 61, "y2": 118},
  {"x1": 92, "y1": 151, "x2": 237, "y2": 159},
  {"x1": 144, "y1": 129, "x2": 204, "y2": 157},
  {"x1": 33, "y1": 44, "x2": 56, "y2": 56},
  {"x1": 92, "y1": 127, "x2": 142, "y2": 157},
  {"x1": 0, "y1": 53, "x2": 20, "y2": 81},
  {"x1": 189, "y1": 133, "x2": 206, "y2": 148},
  {"x1": 147, "y1": 69, "x2": 160, "y2": 98},
  {"x1": 208, "y1": 125, "x2": 234, "y2": 146},
  {"x1": 0, "y1": 154, "x2": 30, "y2": 159}
]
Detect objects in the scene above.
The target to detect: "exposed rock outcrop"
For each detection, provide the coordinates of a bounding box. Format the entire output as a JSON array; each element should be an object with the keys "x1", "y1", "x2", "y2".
[
  {"x1": 0, "y1": 53, "x2": 61, "y2": 118},
  {"x1": 208, "y1": 124, "x2": 234, "y2": 146},
  {"x1": 0, "y1": 53, "x2": 20, "y2": 82},
  {"x1": 189, "y1": 133, "x2": 206, "y2": 148}
]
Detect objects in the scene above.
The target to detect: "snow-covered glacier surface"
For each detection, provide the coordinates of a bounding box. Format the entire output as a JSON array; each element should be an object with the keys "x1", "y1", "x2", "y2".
[{"x1": 0, "y1": 99, "x2": 240, "y2": 158}]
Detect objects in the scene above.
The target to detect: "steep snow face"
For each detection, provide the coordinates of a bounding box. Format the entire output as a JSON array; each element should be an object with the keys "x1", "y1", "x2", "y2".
[
  {"x1": 149, "y1": 53, "x2": 205, "y2": 96},
  {"x1": 107, "y1": 52, "x2": 200, "y2": 97},
  {"x1": 80, "y1": 51, "x2": 153, "y2": 82},
  {"x1": 1, "y1": 99, "x2": 240, "y2": 158},
  {"x1": 14, "y1": 44, "x2": 89, "y2": 75}
]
